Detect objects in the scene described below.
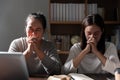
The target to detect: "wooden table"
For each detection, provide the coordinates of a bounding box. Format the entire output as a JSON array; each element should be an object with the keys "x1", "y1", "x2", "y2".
[{"x1": 29, "y1": 73, "x2": 115, "y2": 80}]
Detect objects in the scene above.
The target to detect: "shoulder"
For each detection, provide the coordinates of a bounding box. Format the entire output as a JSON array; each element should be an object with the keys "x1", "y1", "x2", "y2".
[
  {"x1": 70, "y1": 42, "x2": 81, "y2": 51},
  {"x1": 69, "y1": 43, "x2": 81, "y2": 56},
  {"x1": 11, "y1": 37, "x2": 26, "y2": 43},
  {"x1": 105, "y1": 41, "x2": 116, "y2": 48},
  {"x1": 42, "y1": 38, "x2": 53, "y2": 44},
  {"x1": 71, "y1": 42, "x2": 81, "y2": 48},
  {"x1": 105, "y1": 41, "x2": 117, "y2": 51},
  {"x1": 10, "y1": 37, "x2": 26, "y2": 45},
  {"x1": 41, "y1": 38, "x2": 55, "y2": 47}
]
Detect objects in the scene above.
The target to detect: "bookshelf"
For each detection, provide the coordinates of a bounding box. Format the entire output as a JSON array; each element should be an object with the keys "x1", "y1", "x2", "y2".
[{"x1": 49, "y1": 0, "x2": 120, "y2": 55}]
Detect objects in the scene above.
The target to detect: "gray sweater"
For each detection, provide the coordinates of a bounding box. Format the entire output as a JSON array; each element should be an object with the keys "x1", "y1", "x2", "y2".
[{"x1": 8, "y1": 37, "x2": 61, "y2": 75}]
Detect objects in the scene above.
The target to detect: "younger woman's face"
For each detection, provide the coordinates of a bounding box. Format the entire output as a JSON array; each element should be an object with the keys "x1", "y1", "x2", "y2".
[
  {"x1": 25, "y1": 18, "x2": 44, "y2": 41},
  {"x1": 84, "y1": 25, "x2": 102, "y2": 43}
]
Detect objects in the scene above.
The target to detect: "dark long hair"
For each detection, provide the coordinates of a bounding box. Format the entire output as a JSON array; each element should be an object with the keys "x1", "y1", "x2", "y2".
[{"x1": 80, "y1": 14, "x2": 105, "y2": 54}]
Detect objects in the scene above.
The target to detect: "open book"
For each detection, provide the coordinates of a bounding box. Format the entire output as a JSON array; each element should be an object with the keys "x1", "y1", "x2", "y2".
[
  {"x1": 47, "y1": 73, "x2": 94, "y2": 80},
  {"x1": 68, "y1": 73, "x2": 94, "y2": 80}
]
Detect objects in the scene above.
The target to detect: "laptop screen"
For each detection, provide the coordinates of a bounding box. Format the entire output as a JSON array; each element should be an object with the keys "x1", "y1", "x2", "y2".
[{"x1": 0, "y1": 52, "x2": 29, "y2": 80}]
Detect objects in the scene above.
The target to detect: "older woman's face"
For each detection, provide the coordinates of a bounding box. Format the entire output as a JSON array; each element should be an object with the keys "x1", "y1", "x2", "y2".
[
  {"x1": 25, "y1": 18, "x2": 44, "y2": 40},
  {"x1": 84, "y1": 25, "x2": 102, "y2": 43}
]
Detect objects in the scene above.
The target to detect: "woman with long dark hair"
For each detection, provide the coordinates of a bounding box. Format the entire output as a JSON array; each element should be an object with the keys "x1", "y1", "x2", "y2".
[{"x1": 63, "y1": 14, "x2": 120, "y2": 74}]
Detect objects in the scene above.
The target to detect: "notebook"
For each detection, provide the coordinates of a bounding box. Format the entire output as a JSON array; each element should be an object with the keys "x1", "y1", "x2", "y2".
[{"x1": 0, "y1": 52, "x2": 29, "y2": 80}]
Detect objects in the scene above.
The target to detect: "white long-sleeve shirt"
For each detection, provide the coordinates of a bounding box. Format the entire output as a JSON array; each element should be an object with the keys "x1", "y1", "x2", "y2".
[{"x1": 63, "y1": 42, "x2": 120, "y2": 74}]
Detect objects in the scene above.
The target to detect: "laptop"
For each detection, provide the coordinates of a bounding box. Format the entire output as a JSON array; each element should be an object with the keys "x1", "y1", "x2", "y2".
[{"x1": 0, "y1": 52, "x2": 29, "y2": 80}]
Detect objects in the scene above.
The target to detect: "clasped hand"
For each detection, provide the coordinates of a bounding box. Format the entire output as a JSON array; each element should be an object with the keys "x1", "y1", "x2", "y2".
[
  {"x1": 85, "y1": 37, "x2": 98, "y2": 54},
  {"x1": 26, "y1": 37, "x2": 39, "y2": 53}
]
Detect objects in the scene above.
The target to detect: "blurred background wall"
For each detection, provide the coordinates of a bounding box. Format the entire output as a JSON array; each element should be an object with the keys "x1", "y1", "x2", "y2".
[{"x1": 0, "y1": 0, "x2": 49, "y2": 51}]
